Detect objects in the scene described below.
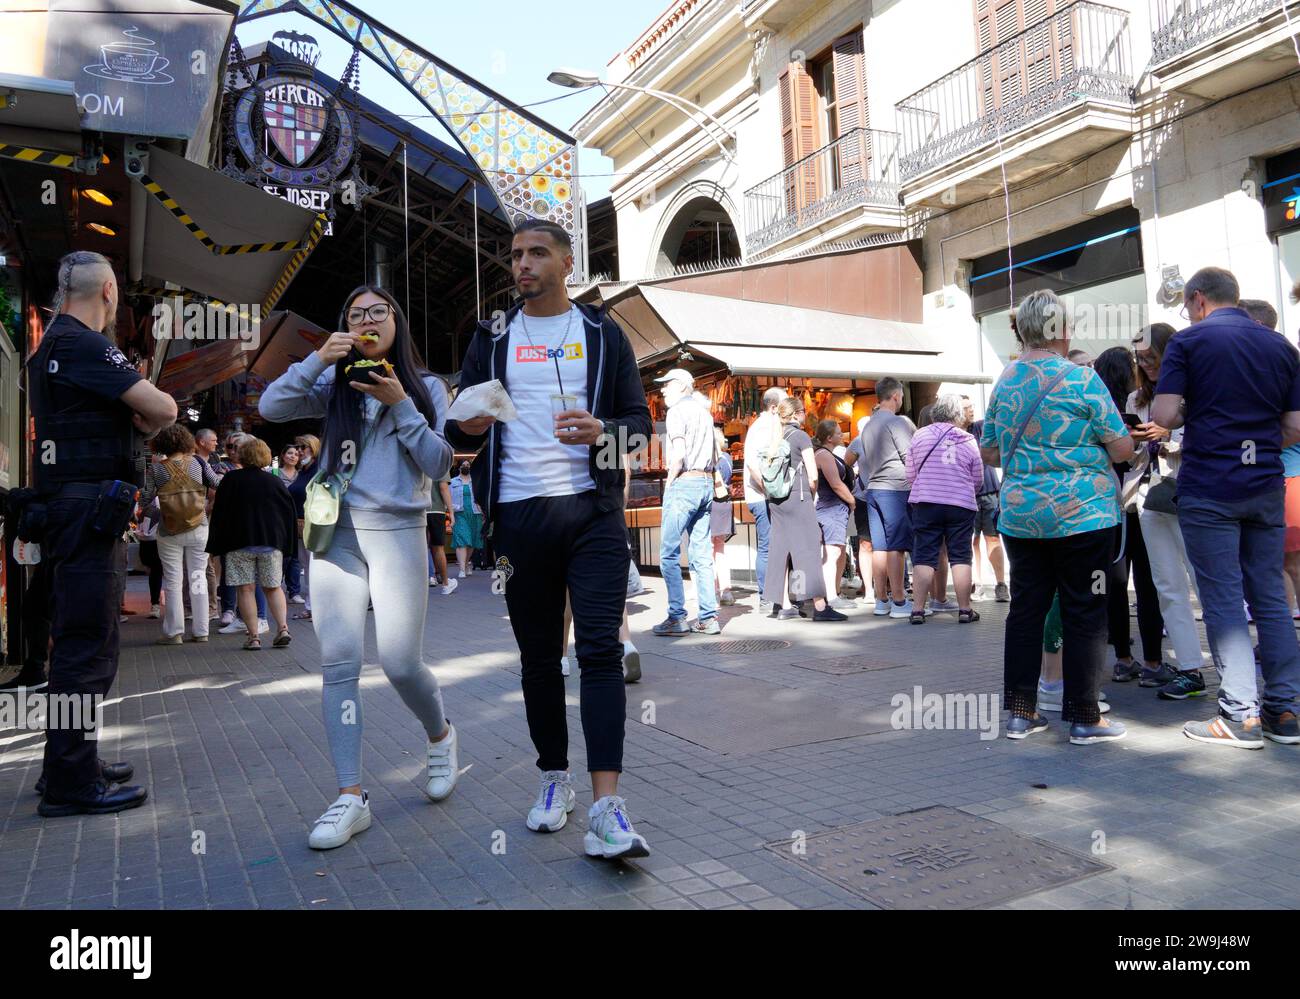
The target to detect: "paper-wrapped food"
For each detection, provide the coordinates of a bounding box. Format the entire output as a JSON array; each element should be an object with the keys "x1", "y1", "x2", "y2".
[{"x1": 446, "y1": 379, "x2": 518, "y2": 423}]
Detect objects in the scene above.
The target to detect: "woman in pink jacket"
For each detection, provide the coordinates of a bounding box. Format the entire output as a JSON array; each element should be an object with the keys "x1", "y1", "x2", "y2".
[{"x1": 905, "y1": 393, "x2": 984, "y2": 624}]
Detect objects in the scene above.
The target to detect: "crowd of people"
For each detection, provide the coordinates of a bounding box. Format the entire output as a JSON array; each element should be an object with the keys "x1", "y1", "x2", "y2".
[{"x1": 10, "y1": 234, "x2": 1299, "y2": 868}]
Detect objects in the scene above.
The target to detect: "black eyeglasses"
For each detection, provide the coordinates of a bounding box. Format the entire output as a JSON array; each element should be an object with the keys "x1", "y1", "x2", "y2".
[{"x1": 346, "y1": 303, "x2": 392, "y2": 326}]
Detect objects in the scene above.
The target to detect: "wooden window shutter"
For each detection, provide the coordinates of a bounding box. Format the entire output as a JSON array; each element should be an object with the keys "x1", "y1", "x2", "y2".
[
  {"x1": 779, "y1": 61, "x2": 820, "y2": 213},
  {"x1": 973, "y1": 0, "x2": 1067, "y2": 117},
  {"x1": 832, "y1": 30, "x2": 869, "y2": 185}
]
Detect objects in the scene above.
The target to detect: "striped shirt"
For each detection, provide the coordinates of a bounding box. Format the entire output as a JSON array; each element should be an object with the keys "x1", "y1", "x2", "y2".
[{"x1": 905, "y1": 422, "x2": 982, "y2": 511}]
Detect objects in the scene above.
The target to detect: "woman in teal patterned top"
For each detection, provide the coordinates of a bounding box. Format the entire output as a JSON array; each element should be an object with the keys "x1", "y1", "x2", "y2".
[
  {"x1": 450, "y1": 460, "x2": 484, "y2": 577},
  {"x1": 978, "y1": 289, "x2": 1135, "y2": 746}
]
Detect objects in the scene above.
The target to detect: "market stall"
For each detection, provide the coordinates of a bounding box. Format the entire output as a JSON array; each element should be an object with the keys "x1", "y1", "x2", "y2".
[{"x1": 628, "y1": 364, "x2": 883, "y2": 579}]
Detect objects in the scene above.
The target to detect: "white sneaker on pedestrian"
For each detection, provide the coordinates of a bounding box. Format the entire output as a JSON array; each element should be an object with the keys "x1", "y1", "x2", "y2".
[
  {"x1": 219, "y1": 610, "x2": 234, "y2": 627},
  {"x1": 308, "y1": 792, "x2": 371, "y2": 850},
  {"x1": 148, "y1": 604, "x2": 161, "y2": 619},
  {"x1": 526, "y1": 771, "x2": 575, "y2": 832},
  {"x1": 424, "y1": 724, "x2": 459, "y2": 802},
  {"x1": 623, "y1": 641, "x2": 641, "y2": 683},
  {"x1": 218, "y1": 619, "x2": 247, "y2": 634},
  {"x1": 889, "y1": 602, "x2": 914, "y2": 619},
  {"x1": 1037, "y1": 682, "x2": 1109, "y2": 714},
  {"x1": 584, "y1": 795, "x2": 650, "y2": 859},
  {"x1": 928, "y1": 599, "x2": 960, "y2": 613},
  {"x1": 441, "y1": 578, "x2": 458, "y2": 596},
  {"x1": 257, "y1": 619, "x2": 270, "y2": 635},
  {"x1": 458, "y1": 569, "x2": 466, "y2": 579},
  {"x1": 291, "y1": 594, "x2": 306, "y2": 604},
  {"x1": 560, "y1": 656, "x2": 571, "y2": 677},
  {"x1": 873, "y1": 600, "x2": 891, "y2": 616}
]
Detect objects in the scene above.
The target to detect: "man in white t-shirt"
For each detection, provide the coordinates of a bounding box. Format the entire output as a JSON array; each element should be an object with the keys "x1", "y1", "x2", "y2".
[
  {"x1": 652, "y1": 369, "x2": 720, "y2": 637},
  {"x1": 742, "y1": 387, "x2": 786, "y2": 613},
  {"x1": 444, "y1": 220, "x2": 654, "y2": 861}
]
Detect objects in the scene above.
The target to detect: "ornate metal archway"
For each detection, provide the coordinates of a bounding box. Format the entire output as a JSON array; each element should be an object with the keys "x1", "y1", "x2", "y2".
[{"x1": 236, "y1": 0, "x2": 587, "y2": 280}]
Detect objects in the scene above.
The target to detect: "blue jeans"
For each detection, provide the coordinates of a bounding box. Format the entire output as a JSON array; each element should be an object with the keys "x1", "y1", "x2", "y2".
[
  {"x1": 1178, "y1": 488, "x2": 1300, "y2": 720},
  {"x1": 660, "y1": 475, "x2": 717, "y2": 623},
  {"x1": 747, "y1": 500, "x2": 771, "y2": 597},
  {"x1": 285, "y1": 554, "x2": 302, "y2": 598}
]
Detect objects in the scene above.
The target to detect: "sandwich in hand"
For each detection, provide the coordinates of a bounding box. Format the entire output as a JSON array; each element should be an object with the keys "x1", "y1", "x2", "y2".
[{"x1": 355, "y1": 333, "x2": 380, "y2": 343}]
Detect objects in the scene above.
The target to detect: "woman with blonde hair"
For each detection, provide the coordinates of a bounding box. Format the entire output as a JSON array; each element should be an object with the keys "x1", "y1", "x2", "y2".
[
  {"x1": 205, "y1": 437, "x2": 296, "y2": 651},
  {"x1": 763, "y1": 398, "x2": 846, "y2": 621}
]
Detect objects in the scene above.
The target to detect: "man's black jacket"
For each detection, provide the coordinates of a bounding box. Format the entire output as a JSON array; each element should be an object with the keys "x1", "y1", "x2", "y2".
[{"x1": 443, "y1": 300, "x2": 652, "y2": 528}]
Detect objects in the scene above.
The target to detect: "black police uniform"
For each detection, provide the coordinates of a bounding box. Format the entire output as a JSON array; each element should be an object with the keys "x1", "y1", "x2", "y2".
[{"x1": 25, "y1": 314, "x2": 144, "y2": 804}]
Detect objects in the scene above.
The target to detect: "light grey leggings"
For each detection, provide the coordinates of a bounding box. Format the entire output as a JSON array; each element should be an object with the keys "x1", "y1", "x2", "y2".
[{"x1": 311, "y1": 522, "x2": 446, "y2": 787}]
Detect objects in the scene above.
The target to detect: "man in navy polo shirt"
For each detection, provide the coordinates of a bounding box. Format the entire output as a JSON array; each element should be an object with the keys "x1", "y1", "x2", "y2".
[{"x1": 1153, "y1": 267, "x2": 1300, "y2": 748}]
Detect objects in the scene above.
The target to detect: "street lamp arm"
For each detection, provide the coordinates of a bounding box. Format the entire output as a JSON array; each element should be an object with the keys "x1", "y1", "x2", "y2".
[{"x1": 597, "y1": 80, "x2": 736, "y2": 165}]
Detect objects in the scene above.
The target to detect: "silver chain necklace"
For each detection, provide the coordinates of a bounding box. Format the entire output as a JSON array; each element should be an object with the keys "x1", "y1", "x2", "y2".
[{"x1": 518, "y1": 304, "x2": 574, "y2": 352}]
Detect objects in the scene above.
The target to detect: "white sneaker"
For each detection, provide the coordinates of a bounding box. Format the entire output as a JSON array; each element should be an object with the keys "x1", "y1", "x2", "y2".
[
  {"x1": 441, "y1": 578, "x2": 458, "y2": 596},
  {"x1": 623, "y1": 641, "x2": 641, "y2": 683},
  {"x1": 873, "y1": 600, "x2": 891, "y2": 616},
  {"x1": 429, "y1": 577, "x2": 437, "y2": 587},
  {"x1": 1037, "y1": 683, "x2": 1109, "y2": 714},
  {"x1": 467, "y1": 566, "x2": 474, "y2": 576},
  {"x1": 291, "y1": 594, "x2": 306, "y2": 604},
  {"x1": 257, "y1": 619, "x2": 270, "y2": 635},
  {"x1": 526, "y1": 771, "x2": 575, "y2": 832},
  {"x1": 928, "y1": 599, "x2": 960, "y2": 612},
  {"x1": 458, "y1": 569, "x2": 466, "y2": 579},
  {"x1": 584, "y1": 795, "x2": 650, "y2": 859},
  {"x1": 148, "y1": 604, "x2": 161, "y2": 619},
  {"x1": 560, "y1": 656, "x2": 571, "y2": 677},
  {"x1": 219, "y1": 610, "x2": 234, "y2": 627},
  {"x1": 889, "y1": 603, "x2": 913, "y2": 619},
  {"x1": 308, "y1": 792, "x2": 371, "y2": 850},
  {"x1": 424, "y1": 724, "x2": 459, "y2": 802},
  {"x1": 218, "y1": 619, "x2": 247, "y2": 634}
]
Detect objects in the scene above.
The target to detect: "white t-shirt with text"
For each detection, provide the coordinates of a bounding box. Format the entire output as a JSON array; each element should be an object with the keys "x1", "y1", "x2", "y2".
[{"x1": 496, "y1": 306, "x2": 596, "y2": 503}]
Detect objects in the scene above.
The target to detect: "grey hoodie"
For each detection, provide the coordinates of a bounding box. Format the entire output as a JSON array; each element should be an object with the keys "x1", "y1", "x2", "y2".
[{"x1": 259, "y1": 351, "x2": 452, "y2": 530}]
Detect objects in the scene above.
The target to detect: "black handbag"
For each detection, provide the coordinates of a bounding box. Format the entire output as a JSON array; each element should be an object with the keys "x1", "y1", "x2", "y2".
[{"x1": 1144, "y1": 476, "x2": 1178, "y2": 514}]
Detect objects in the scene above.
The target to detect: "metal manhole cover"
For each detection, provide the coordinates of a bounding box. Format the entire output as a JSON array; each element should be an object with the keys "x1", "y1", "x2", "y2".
[
  {"x1": 713, "y1": 640, "x2": 791, "y2": 655},
  {"x1": 766, "y1": 806, "x2": 1109, "y2": 909},
  {"x1": 793, "y1": 656, "x2": 907, "y2": 675}
]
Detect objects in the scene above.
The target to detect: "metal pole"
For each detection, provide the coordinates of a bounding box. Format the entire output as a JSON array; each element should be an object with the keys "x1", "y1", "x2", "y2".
[
  {"x1": 473, "y1": 186, "x2": 481, "y2": 323},
  {"x1": 402, "y1": 141, "x2": 411, "y2": 320}
]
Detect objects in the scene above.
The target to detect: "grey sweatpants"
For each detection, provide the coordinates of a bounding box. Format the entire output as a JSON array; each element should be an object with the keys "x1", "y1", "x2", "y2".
[{"x1": 311, "y1": 522, "x2": 447, "y2": 787}]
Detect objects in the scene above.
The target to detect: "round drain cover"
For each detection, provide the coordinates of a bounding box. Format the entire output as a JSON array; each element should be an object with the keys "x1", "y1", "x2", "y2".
[{"x1": 713, "y1": 639, "x2": 792, "y2": 655}]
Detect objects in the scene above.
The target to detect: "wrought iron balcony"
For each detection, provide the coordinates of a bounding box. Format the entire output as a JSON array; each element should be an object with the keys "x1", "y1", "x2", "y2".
[
  {"x1": 895, "y1": 1, "x2": 1133, "y2": 183},
  {"x1": 744, "y1": 128, "x2": 901, "y2": 253},
  {"x1": 1151, "y1": 0, "x2": 1286, "y2": 63}
]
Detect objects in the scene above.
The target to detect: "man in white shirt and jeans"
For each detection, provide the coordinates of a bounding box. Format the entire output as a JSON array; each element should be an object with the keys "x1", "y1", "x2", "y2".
[{"x1": 652, "y1": 369, "x2": 721, "y2": 636}]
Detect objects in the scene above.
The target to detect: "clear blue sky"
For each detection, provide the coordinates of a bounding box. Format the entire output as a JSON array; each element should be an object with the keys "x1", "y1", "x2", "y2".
[{"x1": 236, "y1": 0, "x2": 667, "y2": 201}]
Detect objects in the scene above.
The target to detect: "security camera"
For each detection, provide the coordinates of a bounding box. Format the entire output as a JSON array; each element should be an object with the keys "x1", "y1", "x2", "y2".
[{"x1": 1156, "y1": 265, "x2": 1185, "y2": 307}]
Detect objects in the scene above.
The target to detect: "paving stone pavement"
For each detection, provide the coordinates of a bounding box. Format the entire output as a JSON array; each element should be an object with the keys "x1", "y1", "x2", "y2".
[{"x1": 2, "y1": 571, "x2": 1298, "y2": 910}]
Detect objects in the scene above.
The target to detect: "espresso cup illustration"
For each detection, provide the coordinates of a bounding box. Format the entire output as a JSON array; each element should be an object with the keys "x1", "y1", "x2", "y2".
[{"x1": 100, "y1": 41, "x2": 163, "y2": 78}]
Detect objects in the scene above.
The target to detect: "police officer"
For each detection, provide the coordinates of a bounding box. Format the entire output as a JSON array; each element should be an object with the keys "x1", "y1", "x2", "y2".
[{"x1": 25, "y1": 251, "x2": 176, "y2": 816}]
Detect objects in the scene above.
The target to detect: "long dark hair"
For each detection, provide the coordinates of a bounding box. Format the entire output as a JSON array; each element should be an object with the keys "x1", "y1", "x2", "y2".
[
  {"x1": 1093, "y1": 346, "x2": 1135, "y2": 413},
  {"x1": 1133, "y1": 322, "x2": 1177, "y2": 408},
  {"x1": 320, "y1": 285, "x2": 439, "y2": 477}
]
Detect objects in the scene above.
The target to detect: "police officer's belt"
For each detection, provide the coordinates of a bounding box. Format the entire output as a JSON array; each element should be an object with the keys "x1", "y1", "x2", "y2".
[{"x1": 51, "y1": 483, "x2": 103, "y2": 501}]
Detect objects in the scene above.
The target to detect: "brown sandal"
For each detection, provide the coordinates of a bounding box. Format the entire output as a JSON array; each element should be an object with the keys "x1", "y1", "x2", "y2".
[
  {"x1": 243, "y1": 637, "x2": 262, "y2": 651},
  {"x1": 273, "y1": 629, "x2": 292, "y2": 648}
]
